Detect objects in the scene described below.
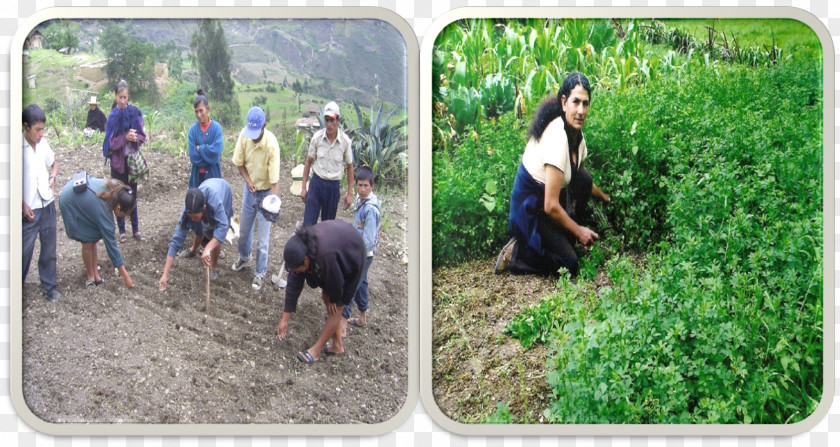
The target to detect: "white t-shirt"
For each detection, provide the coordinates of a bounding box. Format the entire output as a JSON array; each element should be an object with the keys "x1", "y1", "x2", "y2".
[
  {"x1": 22, "y1": 133, "x2": 56, "y2": 210},
  {"x1": 521, "y1": 118, "x2": 587, "y2": 188}
]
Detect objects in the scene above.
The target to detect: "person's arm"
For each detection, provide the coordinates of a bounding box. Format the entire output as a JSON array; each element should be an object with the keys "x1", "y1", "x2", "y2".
[
  {"x1": 362, "y1": 206, "x2": 380, "y2": 254},
  {"x1": 269, "y1": 136, "x2": 281, "y2": 196},
  {"x1": 344, "y1": 162, "x2": 355, "y2": 210},
  {"x1": 544, "y1": 164, "x2": 598, "y2": 245},
  {"x1": 238, "y1": 165, "x2": 256, "y2": 194},
  {"x1": 158, "y1": 255, "x2": 175, "y2": 291},
  {"x1": 278, "y1": 270, "x2": 306, "y2": 340},
  {"x1": 188, "y1": 125, "x2": 202, "y2": 164},
  {"x1": 301, "y1": 155, "x2": 313, "y2": 202},
  {"x1": 199, "y1": 122, "x2": 224, "y2": 165},
  {"x1": 23, "y1": 201, "x2": 34, "y2": 221},
  {"x1": 135, "y1": 111, "x2": 146, "y2": 145},
  {"x1": 117, "y1": 264, "x2": 134, "y2": 289},
  {"x1": 48, "y1": 160, "x2": 58, "y2": 191}
]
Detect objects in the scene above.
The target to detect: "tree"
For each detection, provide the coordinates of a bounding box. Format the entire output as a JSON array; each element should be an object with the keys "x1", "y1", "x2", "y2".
[
  {"x1": 44, "y1": 20, "x2": 80, "y2": 53},
  {"x1": 189, "y1": 19, "x2": 239, "y2": 126},
  {"x1": 98, "y1": 23, "x2": 159, "y2": 102}
]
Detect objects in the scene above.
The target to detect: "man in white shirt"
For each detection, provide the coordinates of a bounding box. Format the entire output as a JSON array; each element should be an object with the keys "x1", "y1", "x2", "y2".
[
  {"x1": 300, "y1": 101, "x2": 354, "y2": 226},
  {"x1": 22, "y1": 104, "x2": 60, "y2": 301}
]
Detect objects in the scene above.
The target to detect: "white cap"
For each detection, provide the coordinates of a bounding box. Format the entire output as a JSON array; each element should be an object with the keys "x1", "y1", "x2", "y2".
[
  {"x1": 324, "y1": 101, "x2": 340, "y2": 118},
  {"x1": 88, "y1": 95, "x2": 98, "y2": 104}
]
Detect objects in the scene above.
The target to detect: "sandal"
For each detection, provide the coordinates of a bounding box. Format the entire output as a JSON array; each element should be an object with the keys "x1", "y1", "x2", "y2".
[
  {"x1": 119, "y1": 233, "x2": 128, "y2": 243},
  {"x1": 85, "y1": 278, "x2": 105, "y2": 287},
  {"x1": 348, "y1": 318, "x2": 367, "y2": 328},
  {"x1": 296, "y1": 350, "x2": 316, "y2": 364},
  {"x1": 133, "y1": 232, "x2": 146, "y2": 242}
]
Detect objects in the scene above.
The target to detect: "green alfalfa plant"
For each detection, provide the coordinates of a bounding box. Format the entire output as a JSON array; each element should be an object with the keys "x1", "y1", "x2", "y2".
[{"x1": 478, "y1": 179, "x2": 497, "y2": 212}]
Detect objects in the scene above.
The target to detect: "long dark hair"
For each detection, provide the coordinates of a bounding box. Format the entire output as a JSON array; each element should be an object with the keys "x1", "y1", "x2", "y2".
[
  {"x1": 98, "y1": 178, "x2": 135, "y2": 215},
  {"x1": 283, "y1": 225, "x2": 319, "y2": 270},
  {"x1": 528, "y1": 72, "x2": 592, "y2": 142}
]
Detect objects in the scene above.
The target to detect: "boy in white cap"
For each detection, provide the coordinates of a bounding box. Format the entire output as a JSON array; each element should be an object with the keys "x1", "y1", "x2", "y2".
[
  {"x1": 300, "y1": 100, "x2": 354, "y2": 226},
  {"x1": 231, "y1": 106, "x2": 281, "y2": 291}
]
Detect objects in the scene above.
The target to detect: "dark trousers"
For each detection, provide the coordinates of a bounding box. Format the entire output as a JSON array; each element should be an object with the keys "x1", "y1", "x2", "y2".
[
  {"x1": 510, "y1": 169, "x2": 593, "y2": 276},
  {"x1": 111, "y1": 165, "x2": 139, "y2": 234},
  {"x1": 303, "y1": 174, "x2": 340, "y2": 227},
  {"x1": 22, "y1": 201, "x2": 58, "y2": 294}
]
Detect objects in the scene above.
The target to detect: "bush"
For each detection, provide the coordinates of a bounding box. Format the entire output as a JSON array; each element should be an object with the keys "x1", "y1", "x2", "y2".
[{"x1": 432, "y1": 114, "x2": 525, "y2": 266}]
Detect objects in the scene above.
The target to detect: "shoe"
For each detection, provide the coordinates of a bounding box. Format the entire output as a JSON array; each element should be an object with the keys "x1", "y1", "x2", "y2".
[
  {"x1": 322, "y1": 343, "x2": 343, "y2": 356},
  {"x1": 45, "y1": 290, "x2": 61, "y2": 301},
  {"x1": 252, "y1": 275, "x2": 263, "y2": 291},
  {"x1": 84, "y1": 278, "x2": 105, "y2": 287},
  {"x1": 348, "y1": 318, "x2": 367, "y2": 328},
  {"x1": 493, "y1": 238, "x2": 517, "y2": 274},
  {"x1": 296, "y1": 350, "x2": 316, "y2": 364},
  {"x1": 119, "y1": 233, "x2": 128, "y2": 244},
  {"x1": 209, "y1": 270, "x2": 219, "y2": 281},
  {"x1": 133, "y1": 232, "x2": 146, "y2": 242},
  {"x1": 177, "y1": 248, "x2": 197, "y2": 258},
  {"x1": 231, "y1": 257, "x2": 250, "y2": 271}
]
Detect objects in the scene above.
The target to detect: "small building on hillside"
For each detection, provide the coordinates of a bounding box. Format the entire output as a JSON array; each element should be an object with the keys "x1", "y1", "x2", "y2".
[
  {"x1": 295, "y1": 104, "x2": 322, "y2": 130},
  {"x1": 24, "y1": 30, "x2": 44, "y2": 49}
]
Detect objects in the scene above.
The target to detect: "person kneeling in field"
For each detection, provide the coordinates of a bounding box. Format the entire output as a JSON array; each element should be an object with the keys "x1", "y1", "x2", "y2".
[
  {"x1": 277, "y1": 220, "x2": 366, "y2": 364},
  {"x1": 158, "y1": 178, "x2": 234, "y2": 291}
]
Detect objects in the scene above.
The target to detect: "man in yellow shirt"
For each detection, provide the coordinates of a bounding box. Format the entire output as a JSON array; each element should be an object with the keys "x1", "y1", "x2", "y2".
[{"x1": 231, "y1": 106, "x2": 280, "y2": 291}]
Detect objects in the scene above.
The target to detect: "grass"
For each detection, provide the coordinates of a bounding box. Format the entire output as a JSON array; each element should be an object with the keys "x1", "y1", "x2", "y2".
[{"x1": 663, "y1": 18, "x2": 822, "y2": 59}]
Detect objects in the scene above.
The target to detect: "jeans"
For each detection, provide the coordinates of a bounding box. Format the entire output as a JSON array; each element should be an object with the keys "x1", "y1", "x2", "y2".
[
  {"x1": 237, "y1": 185, "x2": 272, "y2": 277},
  {"x1": 303, "y1": 174, "x2": 340, "y2": 226},
  {"x1": 343, "y1": 255, "x2": 374, "y2": 318},
  {"x1": 22, "y1": 201, "x2": 58, "y2": 295}
]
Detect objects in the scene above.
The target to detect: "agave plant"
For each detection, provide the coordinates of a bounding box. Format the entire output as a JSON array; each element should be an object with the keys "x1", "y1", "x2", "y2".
[{"x1": 346, "y1": 101, "x2": 408, "y2": 186}]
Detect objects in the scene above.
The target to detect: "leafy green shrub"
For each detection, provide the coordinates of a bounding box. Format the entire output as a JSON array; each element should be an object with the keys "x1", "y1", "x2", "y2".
[
  {"x1": 506, "y1": 61, "x2": 822, "y2": 424},
  {"x1": 447, "y1": 85, "x2": 481, "y2": 134},
  {"x1": 479, "y1": 73, "x2": 515, "y2": 118},
  {"x1": 432, "y1": 114, "x2": 525, "y2": 266}
]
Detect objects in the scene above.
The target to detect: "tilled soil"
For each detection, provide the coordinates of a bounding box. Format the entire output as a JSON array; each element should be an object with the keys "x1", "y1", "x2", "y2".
[{"x1": 21, "y1": 135, "x2": 409, "y2": 424}]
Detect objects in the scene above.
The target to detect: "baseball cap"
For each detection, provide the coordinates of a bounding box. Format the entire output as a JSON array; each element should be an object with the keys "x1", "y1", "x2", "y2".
[
  {"x1": 242, "y1": 106, "x2": 266, "y2": 140},
  {"x1": 324, "y1": 101, "x2": 340, "y2": 118}
]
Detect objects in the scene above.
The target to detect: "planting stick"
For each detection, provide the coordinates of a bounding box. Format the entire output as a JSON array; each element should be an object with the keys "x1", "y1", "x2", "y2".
[{"x1": 205, "y1": 265, "x2": 210, "y2": 314}]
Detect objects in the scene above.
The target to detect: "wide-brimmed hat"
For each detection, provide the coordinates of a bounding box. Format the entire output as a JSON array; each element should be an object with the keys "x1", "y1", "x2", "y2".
[
  {"x1": 260, "y1": 195, "x2": 282, "y2": 223},
  {"x1": 242, "y1": 106, "x2": 266, "y2": 140},
  {"x1": 88, "y1": 95, "x2": 99, "y2": 105},
  {"x1": 289, "y1": 164, "x2": 308, "y2": 196}
]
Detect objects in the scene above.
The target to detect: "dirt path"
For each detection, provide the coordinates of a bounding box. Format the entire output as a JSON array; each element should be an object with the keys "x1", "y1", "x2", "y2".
[{"x1": 21, "y1": 136, "x2": 409, "y2": 424}]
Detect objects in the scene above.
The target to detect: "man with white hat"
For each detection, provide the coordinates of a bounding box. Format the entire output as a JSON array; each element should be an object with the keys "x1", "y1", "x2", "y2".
[
  {"x1": 84, "y1": 95, "x2": 107, "y2": 134},
  {"x1": 300, "y1": 100, "x2": 354, "y2": 226},
  {"x1": 230, "y1": 106, "x2": 281, "y2": 291}
]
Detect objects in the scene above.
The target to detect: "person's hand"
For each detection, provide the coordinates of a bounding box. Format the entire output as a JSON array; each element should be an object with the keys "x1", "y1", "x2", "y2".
[
  {"x1": 248, "y1": 182, "x2": 257, "y2": 194},
  {"x1": 300, "y1": 187, "x2": 307, "y2": 203},
  {"x1": 23, "y1": 203, "x2": 34, "y2": 221},
  {"x1": 158, "y1": 275, "x2": 167, "y2": 292},
  {"x1": 344, "y1": 194, "x2": 353, "y2": 210},
  {"x1": 277, "y1": 318, "x2": 289, "y2": 340},
  {"x1": 201, "y1": 250, "x2": 212, "y2": 267},
  {"x1": 196, "y1": 145, "x2": 200, "y2": 153},
  {"x1": 600, "y1": 192, "x2": 611, "y2": 203},
  {"x1": 576, "y1": 226, "x2": 599, "y2": 246},
  {"x1": 322, "y1": 292, "x2": 337, "y2": 315},
  {"x1": 48, "y1": 176, "x2": 55, "y2": 190}
]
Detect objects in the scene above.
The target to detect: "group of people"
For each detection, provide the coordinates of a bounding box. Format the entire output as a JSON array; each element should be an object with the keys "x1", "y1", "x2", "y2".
[{"x1": 23, "y1": 80, "x2": 383, "y2": 365}]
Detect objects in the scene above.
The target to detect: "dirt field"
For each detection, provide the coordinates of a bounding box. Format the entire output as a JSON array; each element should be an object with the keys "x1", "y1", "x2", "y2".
[{"x1": 21, "y1": 135, "x2": 409, "y2": 424}]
